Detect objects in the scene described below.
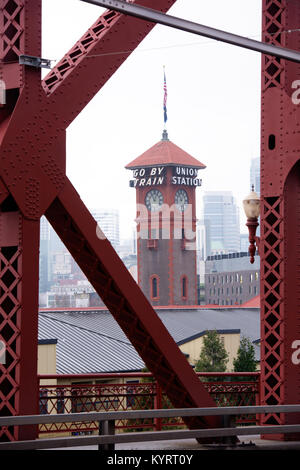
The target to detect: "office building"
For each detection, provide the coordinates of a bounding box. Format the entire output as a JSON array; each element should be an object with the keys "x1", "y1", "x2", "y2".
[
  {"x1": 205, "y1": 252, "x2": 260, "y2": 306},
  {"x1": 92, "y1": 209, "x2": 120, "y2": 252},
  {"x1": 202, "y1": 191, "x2": 240, "y2": 255}
]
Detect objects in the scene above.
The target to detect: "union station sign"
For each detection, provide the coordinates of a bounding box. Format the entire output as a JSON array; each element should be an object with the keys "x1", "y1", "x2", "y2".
[{"x1": 129, "y1": 166, "x2": 202, "y2": 188}]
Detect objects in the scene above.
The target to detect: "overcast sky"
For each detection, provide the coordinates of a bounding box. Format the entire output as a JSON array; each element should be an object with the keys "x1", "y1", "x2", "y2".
[{"x1": 42, "y1": 0, "x2": 262, "y2": 238}]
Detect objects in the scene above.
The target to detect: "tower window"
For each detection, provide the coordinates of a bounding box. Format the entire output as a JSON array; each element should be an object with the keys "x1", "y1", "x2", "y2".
[
  {"x1": 181, "y1": 276, "x2": 188, "y2": 300},
  {"x1": 150, "y1": 275, "x2": 159, "y2": 300}
]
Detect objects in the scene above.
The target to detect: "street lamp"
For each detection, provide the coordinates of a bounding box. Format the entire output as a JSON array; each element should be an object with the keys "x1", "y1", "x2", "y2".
[{"x1": 243, "y1": 185, "x2": 260, "y2": 264}]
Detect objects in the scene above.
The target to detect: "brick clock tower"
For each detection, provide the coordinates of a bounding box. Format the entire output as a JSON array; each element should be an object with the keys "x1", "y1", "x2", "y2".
[{"x1": 126, "y1": 131, "x2": 205, "y2": 306}]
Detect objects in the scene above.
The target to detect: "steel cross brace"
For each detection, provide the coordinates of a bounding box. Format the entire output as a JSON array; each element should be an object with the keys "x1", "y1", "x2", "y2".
[
  {"x1": 82, "y1": 0, "x2": 300, "y2": 63},
  {"x1": 0, "y1": 0, "x2": 220, "y2": 441}
]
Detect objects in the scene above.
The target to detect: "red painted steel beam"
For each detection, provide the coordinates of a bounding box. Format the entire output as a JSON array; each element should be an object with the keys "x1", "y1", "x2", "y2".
[
  {"x1": 0, "y1": 0, "x2": 41, "y2": 442},
  {"x1": 42, "y1": 0, "x2": 177, "y2": 128},
  {"x1": 260, "y1": 0, "x2": 300, "y2": 439},
  {"x1": 0, "y1": 0, "x2": 222, "y2": 442},
  {"x1": 0, "y1": 207, "x2": 40, "y2": 441}
]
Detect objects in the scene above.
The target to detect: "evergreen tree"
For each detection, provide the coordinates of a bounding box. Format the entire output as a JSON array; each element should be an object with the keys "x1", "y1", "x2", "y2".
[
  {"x1": 195, "y1": 330, "x2": 229, "y2": 372},
  {"x1": 233, "y1": 336, "x2": 257, "y2": 372}
]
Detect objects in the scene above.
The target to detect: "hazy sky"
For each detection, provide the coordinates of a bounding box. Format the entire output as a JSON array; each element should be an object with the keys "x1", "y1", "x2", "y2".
[{"x1": 42, "y1": 0, "x2": 262, "y2": 238}]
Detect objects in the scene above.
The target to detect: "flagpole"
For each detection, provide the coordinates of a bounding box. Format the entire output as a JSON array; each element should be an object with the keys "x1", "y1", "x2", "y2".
[{"x1": 163, "y1": 66, "x2": 168, "y2": 139}]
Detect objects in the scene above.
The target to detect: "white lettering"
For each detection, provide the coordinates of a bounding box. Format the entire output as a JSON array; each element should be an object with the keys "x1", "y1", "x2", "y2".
[
  {"x1": 152, "y1": 455, "x2": 163, "y2": 464},
  {"x1": 146, "y1": 178, "x2": 152, "y2": 186},
  {"x1": 157, "y1": 176, "x2": 164, "y2": 185},
  {"x1": 291, "y1": 340, "x2": 300, "y2": 365},
  {"x1": 158, "y1": 167, "x2": 164, "y2": 175},
  {"x1": 96, "y1": 224, "x2": 107, "y2": 240},
  {"x1": 0, "y1": 340, "x2": 6, "y2": 364},
  {"x1": 150, "y1": 167, "x2": 157, "y2": 176},
  {"x1": 0, "y1": 80, "x2": 6, "y2": 105},
  {"x1": 151, "y1": 454, "x2": 193, "y2": 465},
  {"x1": 107, "y1": 456, "x2": 142, "y2": 467},
  {"x1": 139, "y1": 178, "x2": 145, "y2": 186},
  {"x1": 292, "y1": 80, "x2": 300, "y2": 105}
]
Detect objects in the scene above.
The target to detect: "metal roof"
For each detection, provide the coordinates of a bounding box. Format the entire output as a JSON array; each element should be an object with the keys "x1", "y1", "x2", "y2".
[
  {"x1": 125, "y1": 138, "x2": 206, "y2": 169},
  {"x1": 38, "y1": 308, "x2": 260, "y2": 374}
]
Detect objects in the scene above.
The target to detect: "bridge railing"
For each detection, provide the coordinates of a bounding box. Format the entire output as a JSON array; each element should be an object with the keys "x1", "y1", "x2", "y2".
[
  {"x1": 1, "y1": 404, "x2": 300, "y2": 450},
  {"x1": 38, "y1": 372, "x2": 260, "y2": 435}
]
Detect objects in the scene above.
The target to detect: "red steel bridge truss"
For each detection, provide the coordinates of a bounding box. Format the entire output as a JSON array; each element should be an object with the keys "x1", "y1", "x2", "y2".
[{"x1": 0, "y1": 0, "x2": 299, "y2": 442}]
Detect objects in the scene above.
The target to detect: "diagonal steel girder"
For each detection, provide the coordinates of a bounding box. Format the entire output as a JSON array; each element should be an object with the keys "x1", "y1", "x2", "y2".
[
  {"x1": 0, "y1": 0, "x2": 222, "y2": 440},
  {"x1": 81, "y1": 0, "x2": 300, "y2": 63}
]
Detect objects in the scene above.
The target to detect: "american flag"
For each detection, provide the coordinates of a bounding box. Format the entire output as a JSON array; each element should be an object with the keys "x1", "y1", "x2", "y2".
[{"x1": 163, "y1": 69, "x2": 167, "y2": 124}]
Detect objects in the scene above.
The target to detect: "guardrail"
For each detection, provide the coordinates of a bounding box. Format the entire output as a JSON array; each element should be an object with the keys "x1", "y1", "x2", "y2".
[
  {"x1": 0, "y1": 404, "x2": 300, "y2": 450},
  {"x1": 37, "y1": 372, "x2": 260, "y2": 434}
]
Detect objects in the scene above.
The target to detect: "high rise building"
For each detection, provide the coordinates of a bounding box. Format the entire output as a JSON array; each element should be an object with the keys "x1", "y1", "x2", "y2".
[
  {"x1": 92, "y1": 209, "x2": 120, "y2": 252},
  {"x1": 250, "y1": 157, "x2": 260, "y2": 194},
  {"x1": 39, "y1": 216, "x2": 51, "y2": 293},
  {"x1": 203, "y1": 191, "x2": 240, "y2": 255}
]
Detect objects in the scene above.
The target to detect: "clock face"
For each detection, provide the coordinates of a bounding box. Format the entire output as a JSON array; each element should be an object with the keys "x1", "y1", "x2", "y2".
[
  {"x1": 145, "y1": 189, "x2": 164, "y2": 212},
  {"x1": 175, "y1": 189, "x2": 189, "y2": 212}
]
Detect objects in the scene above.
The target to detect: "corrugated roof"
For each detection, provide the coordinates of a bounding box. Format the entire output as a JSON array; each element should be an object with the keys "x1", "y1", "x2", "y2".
[
  {"x1": 39, "y1": 313, "x2": 143, "y2": 374},
  {"x1": 39, "y1": 308, "x2": 260, "y2": 374}
]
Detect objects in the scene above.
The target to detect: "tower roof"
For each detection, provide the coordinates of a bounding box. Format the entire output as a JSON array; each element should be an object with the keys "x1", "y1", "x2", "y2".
[{"x1": 125, "y1": 133, "x2": 206, "y2": 170}]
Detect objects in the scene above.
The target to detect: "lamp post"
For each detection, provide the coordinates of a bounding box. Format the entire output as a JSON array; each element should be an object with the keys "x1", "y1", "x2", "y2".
[{"x1": 243, "y1": 186, "x2": 260, "y2": 264}]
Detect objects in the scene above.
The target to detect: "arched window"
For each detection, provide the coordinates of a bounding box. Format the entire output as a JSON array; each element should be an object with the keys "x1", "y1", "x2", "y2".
[
  {"x1": 181, "y1": 276, "x2": 188, "y2": 299},
  {"x1": 150, "y1": 275, "x2": 159, "y2": 300}
]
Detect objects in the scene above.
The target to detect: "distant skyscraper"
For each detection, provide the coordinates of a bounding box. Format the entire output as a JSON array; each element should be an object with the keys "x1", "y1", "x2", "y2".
[
  {"x1": 203, "y1": 191, "x2": 240, "y2": 255},
  {"x1": 92, "y1": 209, "x2": 120, "y2": 251},
  {"x1": 240, "y1": 233, "x2": 249, "y2": 252},
  {"x1": 197, "y1": 219, "x2": 210, "y2": 261},
  {"x1": 250, "y1": 157, "x2": 260, "y2": 194},
  {"x1": 39, "y1": 217, "x2": 50, "y2": 293}
]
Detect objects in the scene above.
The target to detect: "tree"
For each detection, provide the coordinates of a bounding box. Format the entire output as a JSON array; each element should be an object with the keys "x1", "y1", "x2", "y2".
[
  {"x1": 195, "y1": 330, "x2": 229, "y2": 372},
  {"x1": 233, "y1": 336, "x2": 257, "y2": 372}
]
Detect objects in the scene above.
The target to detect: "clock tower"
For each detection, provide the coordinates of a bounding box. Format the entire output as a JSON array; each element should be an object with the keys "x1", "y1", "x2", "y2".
[{"x1": 126, "y1": 130, "x2": 206, "y2": 306}]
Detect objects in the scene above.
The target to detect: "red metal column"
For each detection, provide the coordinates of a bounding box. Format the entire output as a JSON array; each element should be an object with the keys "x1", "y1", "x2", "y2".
[
  {"x1": 260, "y1": 0, "x2": 300, "y2": 438},
  {"x1": 0, "y1": 0, "x2": 222, "y2": 441},
  {"x1": 0, "y1": 0, "x2": 41, "y2": 441},
  {"x1": 0, "y1": 201, "x2": 40, "y2": 441}
]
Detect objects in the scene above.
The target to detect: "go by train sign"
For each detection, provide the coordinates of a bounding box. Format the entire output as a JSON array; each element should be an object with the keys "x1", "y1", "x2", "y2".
[{"x1": 129, "y1": 166, "x2": 202, "y2": 188}]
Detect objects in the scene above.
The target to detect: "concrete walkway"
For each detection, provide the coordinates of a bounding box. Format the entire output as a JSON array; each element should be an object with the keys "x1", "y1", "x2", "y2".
[{"x1": 51, "y1": 435, "x2": 300, "y2": 451}]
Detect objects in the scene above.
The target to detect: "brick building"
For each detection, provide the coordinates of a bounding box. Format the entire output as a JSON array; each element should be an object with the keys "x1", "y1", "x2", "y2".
[{"x1": 205, "y1": 252, "x2": 260, "y2": 306}]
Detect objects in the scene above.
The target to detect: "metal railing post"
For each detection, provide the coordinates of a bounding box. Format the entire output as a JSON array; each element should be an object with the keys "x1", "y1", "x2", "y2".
[
  {"x1": 154, "y1": 381, "x2": 162, "y2": 431},
  {"x1": 221, "y1": 414, "x2": 237, "y2": 446},
  {"x1": 98, "y1": 419, "x2": 115, "y2": 451}
]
